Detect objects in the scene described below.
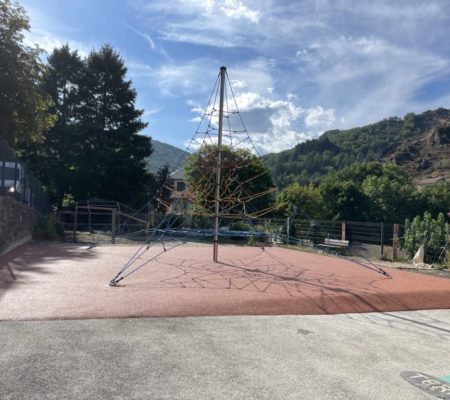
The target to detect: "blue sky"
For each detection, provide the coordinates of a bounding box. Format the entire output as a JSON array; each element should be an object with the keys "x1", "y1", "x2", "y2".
[{"x1": 22, "y1": 0, "x2": 450, "y2": 154}]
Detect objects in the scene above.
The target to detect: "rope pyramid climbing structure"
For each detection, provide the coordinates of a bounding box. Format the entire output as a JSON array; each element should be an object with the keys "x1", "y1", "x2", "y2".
[{"x1": 108, "y1": 66, "x2": 277, "y2": 286}]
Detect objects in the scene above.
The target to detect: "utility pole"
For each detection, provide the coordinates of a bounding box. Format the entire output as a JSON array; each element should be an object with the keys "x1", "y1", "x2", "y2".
[{"x1": 213, "y1": 66, "x2": 226, "y2": 262}]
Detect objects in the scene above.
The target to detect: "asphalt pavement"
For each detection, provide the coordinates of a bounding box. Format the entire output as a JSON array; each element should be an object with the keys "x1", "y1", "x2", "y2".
[{"x1": 2, "y1": 310, "x2": 450, "y2": 399}]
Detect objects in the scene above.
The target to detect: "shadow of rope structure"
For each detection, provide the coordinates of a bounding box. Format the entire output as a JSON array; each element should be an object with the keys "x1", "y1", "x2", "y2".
[{"x1": 4, "y1": 243, "x2": 450, "y2": 320}]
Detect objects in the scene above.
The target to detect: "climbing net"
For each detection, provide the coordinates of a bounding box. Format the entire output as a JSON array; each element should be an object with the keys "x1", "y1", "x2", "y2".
[
  {"x1": 182, "y1": 69, "x2": 278, "y2": 219},
  {"x1": 108, "y1": 67, "x2": 278, "y2": 286},
  {"x1": 106, "y1": 60, "x2": 392, "y2": 286}
]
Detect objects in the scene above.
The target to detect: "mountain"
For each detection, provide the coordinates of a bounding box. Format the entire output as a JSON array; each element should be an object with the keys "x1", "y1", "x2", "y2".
[
  {"x1": 263, "y1": 108, "x2": 450, "y2": 188},
  {"x1": 146, "y1": 140, "x2": 188, "y2": 173}
]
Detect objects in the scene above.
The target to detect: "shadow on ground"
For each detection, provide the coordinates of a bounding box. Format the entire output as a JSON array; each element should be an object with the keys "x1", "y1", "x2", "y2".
[
  {"x1": 124, "y1": 246, "x2": 434, "y2": 316},
  {"x1": 0, "y1": 242, "x2": 98, "y2": 300},
  {"x1": 2, "y1": 243, "x2": 450, "y2": 320}
]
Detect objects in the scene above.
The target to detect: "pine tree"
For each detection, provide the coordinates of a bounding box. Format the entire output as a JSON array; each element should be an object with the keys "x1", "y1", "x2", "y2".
[
  {"x1": 20, "y1": 45, "x2": 84, "y2": 206},
  {"x1": 19, "y1": 44, "x2": 153, "y2": 207},
  {"x1": 77, "y1": 45, "x2": 152, "y2": 205}
]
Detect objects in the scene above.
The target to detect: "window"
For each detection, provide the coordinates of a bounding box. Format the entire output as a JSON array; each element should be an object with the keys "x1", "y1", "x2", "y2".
[{"x1": 176, "y1": 181, "x2": 186, "y2": 192}]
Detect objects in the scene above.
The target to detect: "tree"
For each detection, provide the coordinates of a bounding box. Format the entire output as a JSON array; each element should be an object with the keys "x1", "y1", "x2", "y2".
[
  {"x1": 19, "y1": 45, "x2": 84, "y2": 206},
  {"x1": 318, "y1": 162, "x2": 417, "y2": 222},
  {"x1": 361, "y1": 174, "x2": 416, "y2": 222},
  {"x1": 18, "y1": 44, "x2": 153, "y2": 207},
  {"x1": 76, "y1": 45, "x2": 152, "y2": 205},
  {"x1": 419, "y1": 182, "x2": 450, "y2": 218},
  {"x1": 184, "y1": 145, "x2": 274, "y2": 216},
  {"x1": 43, "y1": 44, "x2": 84, "y2": 123},
  {"x1": 0, "y1": 0, "x2": 55, "y2": 146},
  {"x1": 277, "y1": 183, "x2": 324, "y2": 219},
  {"x1": 149, "y1": 165, "x2": 171, "y2": 213},
  {"x1": 401, "y1": 112, "x2": 418, "y2": 138},
  {"x1": 319, "y1": 178, "x2": 371, "y2": 221}
]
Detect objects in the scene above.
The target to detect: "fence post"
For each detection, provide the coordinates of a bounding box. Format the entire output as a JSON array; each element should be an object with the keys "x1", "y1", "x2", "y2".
[
  {"x1": 20, "y1": 169, "x2": 24, "y2": 203},
  {"x1": 286, "y1": 216, "x2": 290, "y2": 245},
  {"x1": 23, "y1": 170, "x2": 28, "y2": 204},
  {"x1": 341, "y1": 221, "x2": 346, "y2": 241},
  {"x1": 111, "y1": 208, "x2": 116, "y2": 244},
  {"x1": 13, "y1": 161, "x2": 17, "y2": 194},
  {"x1": 87, "y1": 200, "x2": 92, "y2": 233},
  {"x1": 1, "y1": 160, "x2": 5, "y2": 189},
  {"x1": 392, "y1": 223, "x2": 399, "y2": 260},
  {"x1": 380, "y1": 222, "x2": 384, "y2": 257},
  {"x1": 146, "y1": 203, "x2": 150, "y2": 242},
  {"x1": 73, "y1": 206, "x2": 78, "y2": 242}
]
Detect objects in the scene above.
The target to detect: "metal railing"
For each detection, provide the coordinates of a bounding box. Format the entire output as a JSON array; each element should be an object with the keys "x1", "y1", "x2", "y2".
[
  {"x1": 57, "y1": 208, "x2": 402, "y2": 252},
  {"x1": 0, "y1": 157, "x2": 51, "y2": 214}
]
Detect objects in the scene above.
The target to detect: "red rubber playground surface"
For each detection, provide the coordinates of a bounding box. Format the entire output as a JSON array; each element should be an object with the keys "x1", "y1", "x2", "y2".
[{"x1": 1, "y1": 242, "x2": 450, "y2": 321}]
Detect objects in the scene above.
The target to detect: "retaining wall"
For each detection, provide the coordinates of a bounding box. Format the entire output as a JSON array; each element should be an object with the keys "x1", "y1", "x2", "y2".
[{"x1": 0, "y1": 196, "x2": 41, "y2": 254}]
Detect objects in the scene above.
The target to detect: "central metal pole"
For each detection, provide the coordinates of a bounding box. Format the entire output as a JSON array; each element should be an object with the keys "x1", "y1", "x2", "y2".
[{"x1": 213, "y1": 66, "x2": 226, "y2": 262}]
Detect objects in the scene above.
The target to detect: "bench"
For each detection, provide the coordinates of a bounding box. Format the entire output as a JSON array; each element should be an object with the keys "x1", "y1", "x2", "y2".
[{"x1": 317, "y1": 238, "x2": 349, "y2": 253}]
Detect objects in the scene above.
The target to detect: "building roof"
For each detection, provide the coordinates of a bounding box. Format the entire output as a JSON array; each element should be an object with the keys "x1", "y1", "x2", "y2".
[{"x1": 169, "y1": 168, "x2": 186, "y2": 180}]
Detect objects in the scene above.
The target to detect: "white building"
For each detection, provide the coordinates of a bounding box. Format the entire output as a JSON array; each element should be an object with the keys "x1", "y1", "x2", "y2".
[{"x1": 167, "y1": 168, "x2": 191, "y2": 214}]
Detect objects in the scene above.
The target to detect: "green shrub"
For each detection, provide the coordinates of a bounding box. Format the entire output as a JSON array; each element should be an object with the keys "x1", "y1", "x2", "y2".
[
  {"x1": 230, "y1": 221, "x2": 252, "y2": 231},
  {"x1": 254, "y1": 224, "x2": 267, "y2": 233},
  {"x1": 34, "y1": 215, "x2": 65, "y2": 240},
  {"x1": 402, "y1": 212, "x2": 449, "y2": 263}
]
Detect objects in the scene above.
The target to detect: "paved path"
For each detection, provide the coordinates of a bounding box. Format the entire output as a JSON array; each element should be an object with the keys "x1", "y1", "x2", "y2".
[
  {"x1": 2, "y1": 310, "x2": 450, "y2": 400},
  {"x1": 2, "y1": 243, "x2": 450, "y2": 320}
]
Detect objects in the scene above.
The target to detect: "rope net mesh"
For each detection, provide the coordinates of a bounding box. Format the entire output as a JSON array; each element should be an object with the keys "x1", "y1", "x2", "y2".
[{"x1": 109, "y1": 67, "x2": 278, "y2": 285}]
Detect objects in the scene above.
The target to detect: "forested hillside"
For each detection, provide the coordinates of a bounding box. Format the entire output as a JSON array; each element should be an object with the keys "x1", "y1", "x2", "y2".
[
  {"x1": 145, "y1": 140, "x2": 187, "y2": 173},
  {"x1": 264, "y1": 108, "x2": 450, "y2": 188}
]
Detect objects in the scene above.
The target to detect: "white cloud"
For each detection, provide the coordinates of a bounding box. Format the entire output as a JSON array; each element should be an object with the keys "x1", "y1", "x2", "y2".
[
  {"x1": 287, "y1": 92, "x2": 296, "y2": 100},
  {"x1": 296, "y1": 35, "x2": 449, "y2": 129},
  {"x1": 231, "y1": 79, "x2": 247, "y2": 89},
  {"x1": 301, "y1": 36, "x2": 446, "y2": 86},
  {"x1": 234, "y1": 92, "x2": 307, "y2": 153},
  {"x1": 340, "y1": 1, "x2": 443, "y2": 20},
  {"x1": 123, "y1": 24, "x2": 170, "y2": 59},
  {"x1": 252, "y1": 130, "x2": 312, "y2": 154},
  {"x1": 25, "y1": 0, "x2": 450, "y2": 154},
  {"x1": 141, "y1": 32, "x2": 155, "y2": 49},
  {"x1": 127, "y1": 60, "x2": 153, "y2": 78},
  {"x1": 229, "y1": 58, "x2": 275, "y2": 94},
  {"x1": 125, "y1": 24, "x2": 155, "y2": 49},
  {"x1": 139, "y1": 0, "x2": 260, "y2": 23},
  {"x1": 143, "y1": 57, "x2": 274, "y2": 100},
  {"x1": 133, "y1": 0, "x2": 266, "y2": 49},
  {"x1": 220, "y1": 0, "x2": 260, "y2": 23},
  {"x1": 24, "y1": 27, "x2": 94, "y2": 58},
  {"x1": 188, "y1": 84, "x2": 308, "y2": 154},
  {"x1": 21, "y1": 3, "x2": 95, "y2": 57},
  {"x1": 131, "y1": 0, "x2": 450, "y2": 137},
  {"x1": 305, "y1": 106, "x2": 335, "y2": 129},
  {"x1": 143, "y1": 107, "x2": 163, "y2": 117},
  {"x1": 151, "y1": 61, "x2": 217, "y2": 96}
]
